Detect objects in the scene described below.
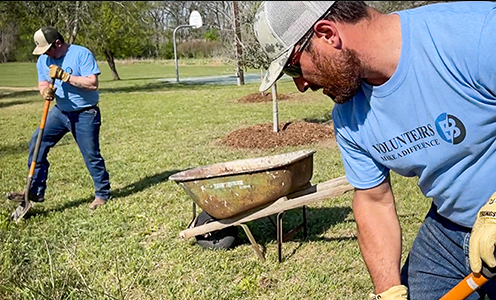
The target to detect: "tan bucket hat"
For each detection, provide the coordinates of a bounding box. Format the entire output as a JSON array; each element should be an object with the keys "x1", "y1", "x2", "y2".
[{"x1": 253, "y1": 1, "x2": 335, "y2": 92}]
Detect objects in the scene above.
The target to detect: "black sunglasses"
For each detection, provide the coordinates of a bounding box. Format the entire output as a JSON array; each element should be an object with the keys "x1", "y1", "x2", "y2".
[
  {"x1": 281, "y1": 28, "x2": 314, "y2": 78},
  {"x1": 282, "y1": 6, "x2": 333, "y2": 78}
]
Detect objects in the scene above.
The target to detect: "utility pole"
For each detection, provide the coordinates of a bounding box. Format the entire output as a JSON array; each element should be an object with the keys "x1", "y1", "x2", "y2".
[{"x1": 232, "y1": 1, "x2": 244, "y2": 86}]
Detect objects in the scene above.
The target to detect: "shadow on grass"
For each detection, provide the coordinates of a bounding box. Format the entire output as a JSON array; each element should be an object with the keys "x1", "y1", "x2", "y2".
[
  {"x1": 0, "y1": 77, "x2": 239, "y2": 103},
  {"x1": 303, "y1": 115, "x2": 333, "y2": 124},
  {"x1": 99, "y1": 76, "x2": 166, "y2": 83},
  {"x1": 0, "y1": 99, "x2": 34, "y2": 108},
  {"x1": 98, "y1": 80, "x2": 233, "y2": 95},
  {"x1": 195, "y1": 206, "x2": 355, "y2": 260},
  {"x1": 1, "y1": 76, "x2": 257, "y2": 106},
  {"x1": 240, "y1": 206, "x2": 354, "y2": 243},
  {"x1": 111, "y1": 169, "x2": 181, "y2": 199},
  {"x1": 23, "y1": 169, "x2": 182, "y2": 218},
  {"x1": 0, "y1": 142, "x2": 29, "y2": 158},
  {"x1": 0, "y1": 90, "x2": 39, "y2": 100},
  {"x1": 0, "y1": 135, "x2": 75, "y2": 159}
]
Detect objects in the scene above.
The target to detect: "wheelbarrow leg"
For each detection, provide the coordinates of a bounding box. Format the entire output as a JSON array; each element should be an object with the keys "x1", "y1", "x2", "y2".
[
  {"x1": 276, "y1": 206, "x2": 308, "y2": 263},
  {"x1": 277, "y1": 211, "x2": 285, "y2": 263},
  {"x1": 239, "y1": 224, "x2": 265, "y2": 262},
  {"x1": 302, "y1": 205, "x2": 307, "y2": 239},
  {"x1": 187, "y1": 202, "x2": 197, "y2": 229}
]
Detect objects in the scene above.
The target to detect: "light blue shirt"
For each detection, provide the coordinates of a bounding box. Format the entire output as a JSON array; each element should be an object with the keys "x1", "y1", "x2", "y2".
[
  {"x1": 36, "y1": 44, "x2": 100, "y2": 112},
  {"x1": 332, "y1": 1, "x2": 496, "y2": 228}
]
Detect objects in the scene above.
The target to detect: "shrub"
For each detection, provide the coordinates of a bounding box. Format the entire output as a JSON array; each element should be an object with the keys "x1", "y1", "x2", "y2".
[{"x1": 177, "y1": 39, "x2": 223, "y2": 59}]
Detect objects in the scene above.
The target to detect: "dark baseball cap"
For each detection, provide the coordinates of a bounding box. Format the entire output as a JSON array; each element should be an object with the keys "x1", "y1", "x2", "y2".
[{"x1": 32, "y1": 27, "x2": 63, "y2": 55}]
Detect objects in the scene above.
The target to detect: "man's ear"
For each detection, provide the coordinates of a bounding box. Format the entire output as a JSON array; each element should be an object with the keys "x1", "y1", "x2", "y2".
[{"x1": 313, "y1": 20, "x2": 341, "y2": 49}]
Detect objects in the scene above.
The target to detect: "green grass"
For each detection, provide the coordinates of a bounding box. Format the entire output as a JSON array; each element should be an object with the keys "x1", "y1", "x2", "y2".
[{"x1": 0, "y1": 60, "x2": 428, "y2": 299}]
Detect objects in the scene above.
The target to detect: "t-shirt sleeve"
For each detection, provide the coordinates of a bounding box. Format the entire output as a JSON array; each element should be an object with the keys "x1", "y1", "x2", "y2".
[
  {"x1": 79, "y1": 49, "x2": 101, "y2": 77},
  {"x1": 36, "y1": 56, "x2": 50, "y2": 83},
  {"x1": 477, "y1": 7, "x2": 496, "y2": 95},
  {"x1": 333, "y1": 108, "x2": 390, "y2": 189}
]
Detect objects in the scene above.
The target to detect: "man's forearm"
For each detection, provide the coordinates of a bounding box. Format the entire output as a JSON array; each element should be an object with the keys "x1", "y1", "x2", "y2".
[
  {"x1": 38, "y1": 81, "x2": 49, "y2": 95},
  {"x1": 66, "y1": 74, "x2": 98, "y2": 90},
  {"x1": 354, "y1": 187, "x2": 402, "y2": 294}
]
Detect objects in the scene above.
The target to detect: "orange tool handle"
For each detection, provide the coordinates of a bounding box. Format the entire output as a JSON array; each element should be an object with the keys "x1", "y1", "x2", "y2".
[
  {"x1": 440, "y1": 257, "x2": 496, "y2": 300},
  {"x1": 39, "y1": 81, "x2": 53, "y2": 129},
  {"x1": 27, "y1": 78, "x2": 55, "y2": 179},
  {"x1": 439, "y1": 272, "x2": 488, "y2": 300}
]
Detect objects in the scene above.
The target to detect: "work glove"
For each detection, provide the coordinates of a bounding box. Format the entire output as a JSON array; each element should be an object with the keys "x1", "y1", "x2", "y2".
[
  {"x1": 41, "y1": 86, "x2": 56, "y2": 101},
  {"x1": 469, "y1": 192, "x2": 496, "y2": 273},
  {"x1": 49, "y1": 64, "x2": 71, "y2": 82},
  {"x1": 369, "y1": 285, "x2": 408, "y2": 300}
]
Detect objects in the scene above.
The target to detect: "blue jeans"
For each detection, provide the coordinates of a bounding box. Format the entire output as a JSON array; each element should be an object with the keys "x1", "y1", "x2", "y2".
[
  {"x1": 401, "y1": 204, "x2": 496, "y2": 299},
  {"x1": 28, "y1": 105, "x2": 110, "y2": 200}
]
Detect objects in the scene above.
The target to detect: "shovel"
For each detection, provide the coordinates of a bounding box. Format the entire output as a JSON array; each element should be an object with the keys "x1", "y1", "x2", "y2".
[
  {"x1": 440, "y1": 261, "x2": 496, "y2": 300},
  {"x1": 11, "y1": 77, "x2": 55, "y2": 222}
]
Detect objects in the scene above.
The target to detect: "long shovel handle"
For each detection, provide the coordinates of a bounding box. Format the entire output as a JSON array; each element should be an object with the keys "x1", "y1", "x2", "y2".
[
  {"x1": 440, "y1": 261, "x2": 496, "y2": 300},
  {"x1": 24, "y1": 78, "x2": 55, "y2": 201},
  {"x1": 439, "y1": 272, "x2": 488, "y2": 300}
]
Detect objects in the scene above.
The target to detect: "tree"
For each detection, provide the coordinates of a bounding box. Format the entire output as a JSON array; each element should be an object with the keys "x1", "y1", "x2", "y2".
[
  {"x1": 231, "y1": 1, "x2": 270, "y2": 71},
  {"x1": 78, "y1": 1, "x2": 154, "y2": 80},
  {"x1": 0, "y1": 1, "x2": 451, "y2": 67},
  {"x1": 232, "y1": 1, "x2": 244, "y2": 85}
]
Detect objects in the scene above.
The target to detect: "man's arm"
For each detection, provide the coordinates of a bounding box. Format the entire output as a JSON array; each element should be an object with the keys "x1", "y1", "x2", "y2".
[
  {"x1": 38, "y1": 80, "x2": 49, "y2": 95},
  {"x1": 353, "y1": 175, "x2": 402, "y2": 294},
  {"x1": 49, "y1": 65, "x2": 98, "y2": 90},
  {"x1": 67, "y1": 74, "x2": 98, "y2": 90}
]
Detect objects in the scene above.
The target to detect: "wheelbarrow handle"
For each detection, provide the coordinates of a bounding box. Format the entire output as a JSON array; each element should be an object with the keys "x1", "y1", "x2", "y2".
[{"x1": 440, "y1": 263, "x2": 496, "y2": 300}]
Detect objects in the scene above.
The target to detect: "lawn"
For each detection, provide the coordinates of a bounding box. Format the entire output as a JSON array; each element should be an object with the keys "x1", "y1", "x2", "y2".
[{"x1": 0, "y1": 59, "x2": 428, "y2": 299}]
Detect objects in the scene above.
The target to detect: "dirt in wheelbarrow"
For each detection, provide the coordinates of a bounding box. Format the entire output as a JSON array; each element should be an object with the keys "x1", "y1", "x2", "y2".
[{"x1": 222, "y1": 92, "x2": 336, "y2": 149}]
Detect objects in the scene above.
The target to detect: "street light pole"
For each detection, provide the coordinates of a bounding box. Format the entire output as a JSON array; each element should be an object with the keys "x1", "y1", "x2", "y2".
[
  {"x1": 173, "y1": 10, "x2": 203, "y2": 84},
  {"x1": 173, "y1": 25, "x2": 192, "y2": 84}
]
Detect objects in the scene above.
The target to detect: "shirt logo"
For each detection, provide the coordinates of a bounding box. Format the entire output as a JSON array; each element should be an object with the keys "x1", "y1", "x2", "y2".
[{"x1": 435, "y1": 113, "x2": 466, "y2": 145}]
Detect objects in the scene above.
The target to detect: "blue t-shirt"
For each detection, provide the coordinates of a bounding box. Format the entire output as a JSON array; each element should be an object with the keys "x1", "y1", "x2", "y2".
[
  {"x1": 36, "y1": 44, "x2": 100, "y2": 112},
  {"x1": 332, "y1": 1, "x2": 496, "y2": 228}
]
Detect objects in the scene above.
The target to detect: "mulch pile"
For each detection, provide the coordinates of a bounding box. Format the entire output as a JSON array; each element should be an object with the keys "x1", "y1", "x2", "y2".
[
  {"x1": 223, "y1": 92, "x2": 335, "y2": 149},
  {"x1": 222, "y1": 121, "x2": 334, "y2": 149},
  {"x1": 235, "y1": 92, "x2": 294, "y2": 103}
]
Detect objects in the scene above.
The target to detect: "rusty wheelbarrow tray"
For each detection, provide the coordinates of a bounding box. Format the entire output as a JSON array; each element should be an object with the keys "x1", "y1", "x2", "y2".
[{"x1": 169, "y1": 150, "x2": 354, "y2": 262}]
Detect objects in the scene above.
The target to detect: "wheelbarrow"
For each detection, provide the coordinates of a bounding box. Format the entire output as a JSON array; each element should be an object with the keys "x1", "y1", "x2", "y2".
[{"x1": 169, "y1": 150, "x2": 354, "y2": 262}]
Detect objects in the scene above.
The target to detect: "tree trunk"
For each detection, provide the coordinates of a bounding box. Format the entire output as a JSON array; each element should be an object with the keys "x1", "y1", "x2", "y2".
[
  {"x1": 0, "y1": 22, "x2": 17, "y2": 63},
  {"x1": 154, "y1": 23, "x2": 160, "y2": 58},
  {"x1": 68, "y1": 1, "x2": 80, "y2": 44},
  {"x1": 232, "y1": 1, "x2": 244, "y2": 86},
  {"x1": 103, "y1": 49, "x2": 120, "y2": 80}
]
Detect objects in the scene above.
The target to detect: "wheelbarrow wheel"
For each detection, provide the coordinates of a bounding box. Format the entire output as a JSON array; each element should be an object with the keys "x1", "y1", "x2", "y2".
[{"x1": 194, "y1": 210, "x2": 238, "y2": 250}]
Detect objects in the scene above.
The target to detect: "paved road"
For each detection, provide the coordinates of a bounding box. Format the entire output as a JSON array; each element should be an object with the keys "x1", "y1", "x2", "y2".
[{"x1": 157, "y1": 73, "x2": 292, "y2": 86}]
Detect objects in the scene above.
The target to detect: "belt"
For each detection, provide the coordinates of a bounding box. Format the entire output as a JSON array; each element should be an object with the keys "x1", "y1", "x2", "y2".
[
  {"x1": 57, "y1": 105, "x2": 98, "y2": 114},
  {"x1": 429, "y1": 203, "x2": 472, "y2": 232}
]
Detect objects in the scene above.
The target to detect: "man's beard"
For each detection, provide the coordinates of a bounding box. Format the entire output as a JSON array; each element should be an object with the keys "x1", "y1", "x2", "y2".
[{"x1": 309, "y1": 46, "x2": 363, "y2": 104}]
